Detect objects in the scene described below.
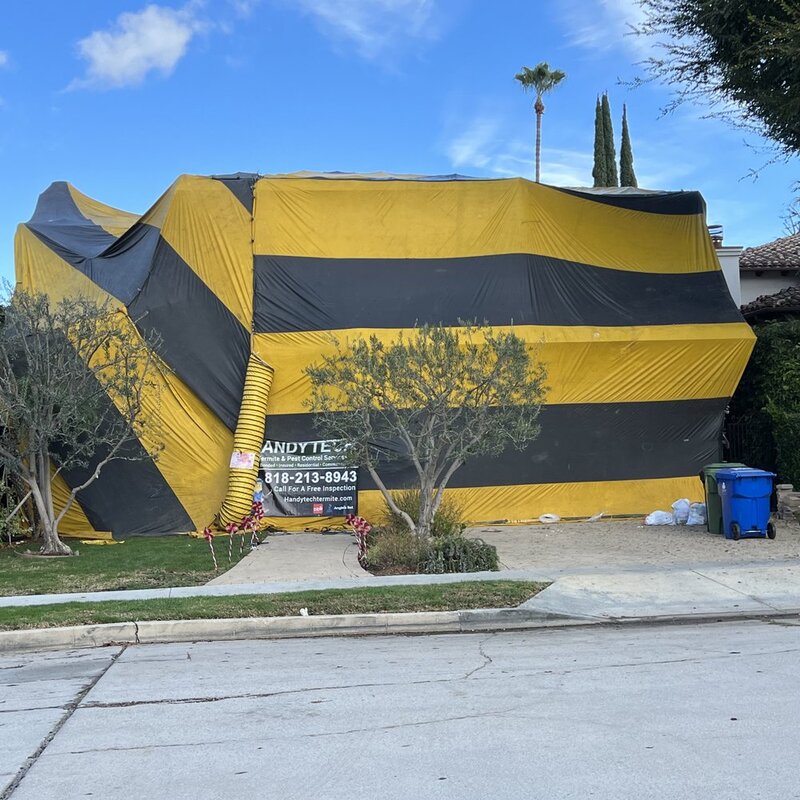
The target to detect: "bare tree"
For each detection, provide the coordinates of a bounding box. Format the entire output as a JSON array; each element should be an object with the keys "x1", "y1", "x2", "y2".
[
  {"x1": 305, "y1": 323, "x2": 547, "y2": 539},
  {"x1": 0, "y1": 290, "x2": 163, "y2": 555}
]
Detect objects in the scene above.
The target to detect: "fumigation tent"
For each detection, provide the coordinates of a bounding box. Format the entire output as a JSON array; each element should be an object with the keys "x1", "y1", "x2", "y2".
[{"x1": 15, "y1": 173, "x2": 755, "y2": 537}]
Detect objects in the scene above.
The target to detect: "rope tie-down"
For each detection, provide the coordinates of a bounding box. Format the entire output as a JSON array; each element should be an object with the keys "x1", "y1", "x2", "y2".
[{"x1": 217, "y1": 355, "x2": 274, "y2": 527}]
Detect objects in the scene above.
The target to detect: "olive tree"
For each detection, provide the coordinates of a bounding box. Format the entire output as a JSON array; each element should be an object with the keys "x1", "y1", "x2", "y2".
[
  {"x1": 0, "y1": 290, "x2": 162, "y2": 555},
  {"x1": 305, "y1": 323, "x2": 547, "y2": 539}
]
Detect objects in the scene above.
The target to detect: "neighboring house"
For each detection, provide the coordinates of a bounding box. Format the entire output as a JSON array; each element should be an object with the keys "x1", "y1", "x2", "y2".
[
  {"x1": 738, "y1": 232, "x2": 800, "y2": 306},
  {"x1": 709, "y1": 225, "x2": 744, "y2": 306},
  {"x1": 741, "y1": 285, "x2": 800, "y2": 323}
]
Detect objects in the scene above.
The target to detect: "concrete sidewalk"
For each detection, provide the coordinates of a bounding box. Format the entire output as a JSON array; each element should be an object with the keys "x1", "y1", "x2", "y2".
[
  {"x1": 2, "y1": 561, "x2": 799, "y2": 654},
  {"x1": 3, "y1": 558, "x2": 800, "y2": 619},
  {"x1": 206, "y1": 531, "x2": 368, "y2": 585}
]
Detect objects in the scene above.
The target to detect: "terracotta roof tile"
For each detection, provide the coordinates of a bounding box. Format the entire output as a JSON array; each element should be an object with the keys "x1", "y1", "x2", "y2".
[
  {"x1": 740, "y1": 232, "x2": 800, "y2": 270},
  {"x1": 741, "y1": 285, "x2": 800, "y2": 319}
]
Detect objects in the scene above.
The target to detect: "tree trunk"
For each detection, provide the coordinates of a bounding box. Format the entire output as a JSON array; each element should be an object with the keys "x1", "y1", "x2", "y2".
[
  {"x1": 416, "y1": 472, "x2": 437, "y2": 540},
  {"x1": 40, "y1": 519, "x2": 72, "y2": 555},
  {"x1": 534, "y1": 97, "x2": 544, "y2": 183},
  {"x1": 29, "y1": 460, "x2": 73, "y2": 556}
]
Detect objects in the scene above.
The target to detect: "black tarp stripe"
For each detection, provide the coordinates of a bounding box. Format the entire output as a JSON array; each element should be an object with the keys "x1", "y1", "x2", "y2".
[
  {"x1": 212, "y1": 173, "x2": 258, "y2": 214},
  {"x1": 26, "y1": 182, "x2": 160, "y2": 305},
  {"x1": 55, "y1": 356, "x2": 194, "y2": 536},
  {"x1": 553, "y1": 187, "x2": 706, "y2": 216},
  {"x1": 27, "y1": 222, "x2": 160, "y2": 306},
  {"x1": 253, "y1": 254, "x2": 741, "y2": 332},
  {"x1": 27, "y1": 219, "x2": 249, "y2": 431},
  {"x1": 128, "y1": 237, "x2": 250, "y2": 431},
  {"x1": 261, "y1": 399, "x2": 725, "y2": 489},
  {"x1": 26, "y1": 182, "x2": 118, "y2": 256}
]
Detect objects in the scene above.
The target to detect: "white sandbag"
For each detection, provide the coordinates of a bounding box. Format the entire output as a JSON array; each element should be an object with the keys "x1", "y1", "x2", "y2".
[
  {"x1": 686, "y1": 502, "x2": 707, "y2": 526},
  {"x1": 671, "y1": 498, "x2": 691, "y2": 525},
  {"x1": 645, "y1": 510, "x2": 676, "y2": 525}
]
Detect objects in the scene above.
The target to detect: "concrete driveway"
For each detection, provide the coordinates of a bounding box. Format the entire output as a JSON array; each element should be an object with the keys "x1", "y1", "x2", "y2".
[
  {"x1": 205, "y1": 518, "x2": 800, "y2": 586},
  {"x1": 207, "y1": 531, "x2": 368, "y2": 585}
]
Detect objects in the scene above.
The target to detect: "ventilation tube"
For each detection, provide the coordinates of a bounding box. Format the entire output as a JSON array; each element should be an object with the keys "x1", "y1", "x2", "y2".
[{"x1": 217, "y1": 355, "x2": 274, "y2": 527}]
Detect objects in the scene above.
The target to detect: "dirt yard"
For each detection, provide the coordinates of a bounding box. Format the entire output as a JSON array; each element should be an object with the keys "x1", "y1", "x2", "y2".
[{"x1": 468, "y1": 517, "x2": 800, "y2": 571}]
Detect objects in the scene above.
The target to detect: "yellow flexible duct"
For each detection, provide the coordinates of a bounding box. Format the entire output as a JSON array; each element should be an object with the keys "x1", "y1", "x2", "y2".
[{"x1": 217, "y1": 355, "x2": 274, "y2": 527}]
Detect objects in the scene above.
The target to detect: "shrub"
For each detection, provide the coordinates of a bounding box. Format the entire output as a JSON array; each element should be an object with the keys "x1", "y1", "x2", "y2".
[
  {"x1": 363, "y1": 527, "x2": 428, "y2": 574},
  {"x1": 729, "y1": 319, "x2": 800, "y2": 484},
  {"x1": 381, "y1": 489, "x2": 467, "y2": 538},
  {"x1": 769, "y1": 408, "x2": 800, "y2": 487},
  {"x1": 420, "y1": 536, "x2": 499, "y2": 574}
]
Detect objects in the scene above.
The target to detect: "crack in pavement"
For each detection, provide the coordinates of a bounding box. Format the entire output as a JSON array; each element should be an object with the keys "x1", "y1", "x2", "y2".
[
  {"x1": 463, "y1": 634, "x2": 495, "y2": 679},
  {"x1": 0, "y1": 646, "x2": 126, "y2": 800},
  {"x1": 690, "y1": 569, "x2": 782, "y2": 612},
  {"x1": 524, "y1": 646, "x2": 800, "y2": 678},
  {"x1": 0, "y1": 705, "x2": 67, "y2": 716},
  {"x1": 79, "y1": 675, "x2": 464, "y2": 710},
  {"x1": 76, "y1": 643, "x2": 800, "y2": 711},
  {"x1": 49, "y1": 709, "x2": 520, "y2": 757}
]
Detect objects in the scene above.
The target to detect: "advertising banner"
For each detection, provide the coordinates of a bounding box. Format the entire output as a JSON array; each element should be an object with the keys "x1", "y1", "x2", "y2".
[{"x1": 259, "y1": 439, "x2": 358, "y2": 516}]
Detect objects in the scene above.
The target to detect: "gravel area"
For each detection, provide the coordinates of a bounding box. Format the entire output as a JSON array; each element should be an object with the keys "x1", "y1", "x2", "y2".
[{"x1": 468, "y1": 517, "x2": 800, "y2": 571}]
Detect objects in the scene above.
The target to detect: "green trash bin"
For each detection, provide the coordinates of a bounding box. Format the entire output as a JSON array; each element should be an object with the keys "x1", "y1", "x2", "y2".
[{"x1": 701, "y1": 462, "x2": 746, "y2": 534}]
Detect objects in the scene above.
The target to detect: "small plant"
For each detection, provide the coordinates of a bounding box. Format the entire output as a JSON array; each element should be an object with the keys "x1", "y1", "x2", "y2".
[
  {"x1": 0, "y1": 512, "x2": 29, "y2": 547},
  {"x1": 421, "y1": 536, "x2": 499, "y2": 574},
  {"x1": 363, "y1": 527, "x2": 429, "y2": 575},
  {"x1": 345, "y1": 514, "x2": 372, "y2": 566},
  {"x1": 381, "y1": 489, "x2": 467, "y2": 539}
]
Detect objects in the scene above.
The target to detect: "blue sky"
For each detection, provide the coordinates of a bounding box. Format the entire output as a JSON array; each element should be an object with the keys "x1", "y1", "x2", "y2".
[{"x1": 1, "y1": 0, "x2": 797, "y2": 281}]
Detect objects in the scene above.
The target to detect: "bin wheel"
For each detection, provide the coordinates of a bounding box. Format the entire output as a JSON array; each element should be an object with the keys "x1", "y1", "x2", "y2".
[
  {"x1": 731, "y1": 523, "x2": 741, "y2": 541},
  {"x1": 767, "y1": 522, "x2": 777, "y2": 540}
]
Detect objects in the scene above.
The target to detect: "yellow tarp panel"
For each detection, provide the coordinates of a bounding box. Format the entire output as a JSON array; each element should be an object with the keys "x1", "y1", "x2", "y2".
[
  {"x1": 160, "y1": 175, "x2": 254, "y2": 328},
  {"x1": 66, "y1": 184, "x2": 139, "y2": 238},
  {"x1": 262, "y1": 475, "x2": 705, "y2": 530},
  {"x1": 15, "y1": 225, "x2": 232, "y2": 532},
  {"x1": 254, "y1": 177, "x2": 719, "y2": 274},
  {"x1": 253, "y1": 324, "x2": 754, "y2": 414}
]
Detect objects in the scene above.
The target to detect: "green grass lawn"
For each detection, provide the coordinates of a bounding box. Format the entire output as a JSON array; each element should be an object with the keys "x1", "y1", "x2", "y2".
[
  {"x1": 0, "y1": 581, "x2": 547, "y2": 630},
  {"x1": 0, "y1": 535, "x2": 231, "y2": 596}
]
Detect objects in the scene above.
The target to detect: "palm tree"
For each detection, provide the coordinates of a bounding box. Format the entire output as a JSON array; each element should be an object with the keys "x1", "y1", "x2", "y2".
[{"x1": 514, "y1": 62, "x2": 566, "y2": 183}]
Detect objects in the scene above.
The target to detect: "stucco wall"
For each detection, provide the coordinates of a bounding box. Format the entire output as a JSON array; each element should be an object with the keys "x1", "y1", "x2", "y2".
[{"x1": 740, "y1": 272, "x2": 800, "y2": 305}]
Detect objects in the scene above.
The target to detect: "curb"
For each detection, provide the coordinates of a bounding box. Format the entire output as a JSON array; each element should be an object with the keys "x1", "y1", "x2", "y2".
[
  {"x1": 0, "y1": 608, "x2": 581, "y2": 653},
  {"x1": 1, "y1": 606, "x2": 798, "y2": 654}
]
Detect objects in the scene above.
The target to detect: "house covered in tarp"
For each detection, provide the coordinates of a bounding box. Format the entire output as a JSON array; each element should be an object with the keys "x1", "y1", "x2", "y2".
[{"x1": 15, "y1": 172, "x2": 755, "y2": 537}]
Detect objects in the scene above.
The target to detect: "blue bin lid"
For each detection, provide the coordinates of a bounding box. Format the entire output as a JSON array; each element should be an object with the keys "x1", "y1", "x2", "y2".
[{"x1": 716, "y1": 467, "x2": 776, "y2": 481}]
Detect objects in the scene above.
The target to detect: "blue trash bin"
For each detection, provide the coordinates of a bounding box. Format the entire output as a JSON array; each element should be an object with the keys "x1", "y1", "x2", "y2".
[{"x1": 716, "y1": 468, "x2": 776, "y2": 540}]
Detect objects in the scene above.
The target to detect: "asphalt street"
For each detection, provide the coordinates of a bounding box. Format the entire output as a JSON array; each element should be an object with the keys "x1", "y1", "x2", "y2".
[{"x1": 2, "y1": 620, "x2": 799, "y2": 799}]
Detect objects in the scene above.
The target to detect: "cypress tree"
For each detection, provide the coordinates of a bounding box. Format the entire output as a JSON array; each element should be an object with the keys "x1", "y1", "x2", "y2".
[
  {"x1": 620, "y1": 103, "x2": 638, "y2": 187},
  {"x1": 601, "y1": 93, "x2": 618, "y2": 186},
  {"x1": 592, "y1": 97, "x2": 607, "y2": 187}
]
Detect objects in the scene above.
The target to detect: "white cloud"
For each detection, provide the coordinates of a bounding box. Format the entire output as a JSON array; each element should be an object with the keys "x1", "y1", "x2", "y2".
[
  {"x1": 444, "y1": 115, "x2": 592, "y2": 185},
  {"x1": 228, "y1": 0, "x2": 259, "y2": 15},
  {"x1": 0, "y1": 51, "x2": 8, "y2": 68},
  {"x1": 447, "y1": 118, "x2": 500, "y2": 169},
  {"x1": 295, "y1": 0, "x2": 437, "y2": 59},
  {"x1": 70, "y1": 3, "x2": 205, "y2": 90},
  {"x1": 560, "y1": 0, "x2": 650, "y2": 58},
  {"x1": 444, "y1": 114, "x2": 703, "y2": 189}
]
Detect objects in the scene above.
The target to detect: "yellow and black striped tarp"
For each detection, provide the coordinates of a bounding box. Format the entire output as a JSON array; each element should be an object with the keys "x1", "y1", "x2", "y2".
[{"x1": 15, "y1": 173, "x2": 754, "y2": 536}]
